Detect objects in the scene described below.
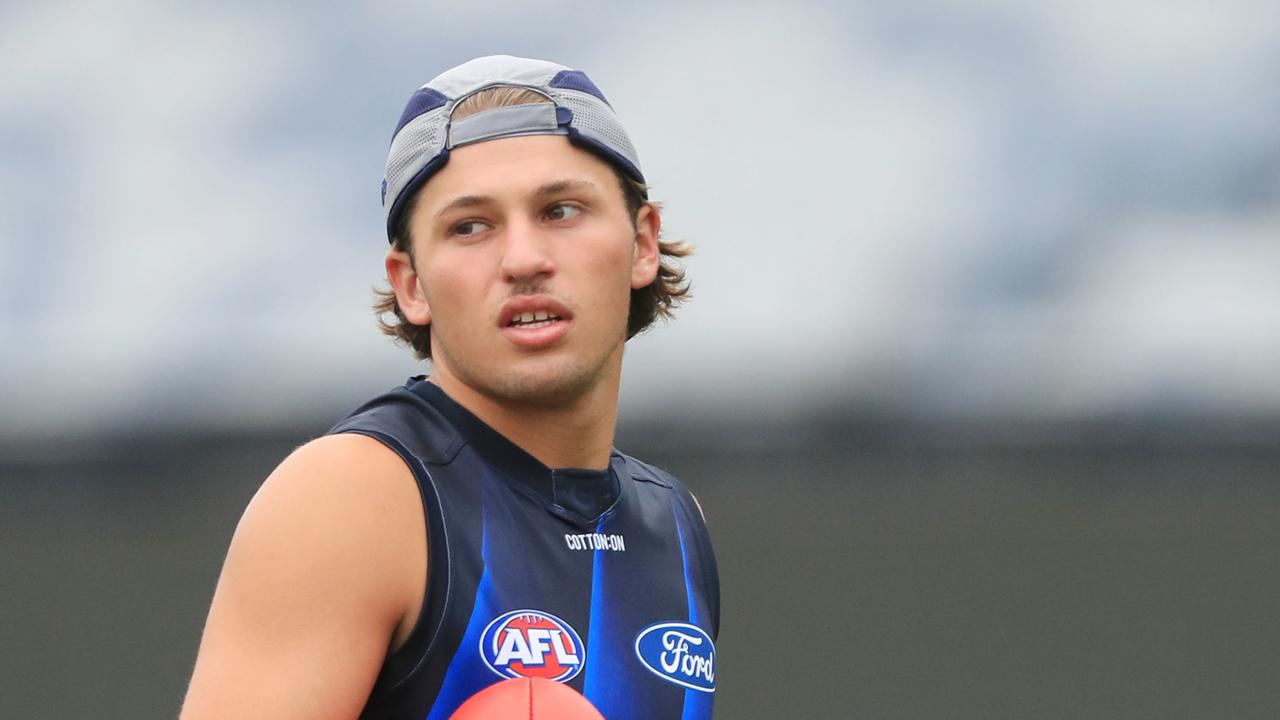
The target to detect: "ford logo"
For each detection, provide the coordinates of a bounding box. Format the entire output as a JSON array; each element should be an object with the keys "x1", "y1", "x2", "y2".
[{"x1": 634, "y1": 622, "x2": 715, "y2": 692}]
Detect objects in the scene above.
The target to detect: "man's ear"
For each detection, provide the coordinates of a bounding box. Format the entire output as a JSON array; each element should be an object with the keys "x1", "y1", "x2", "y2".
[
  {"x1": 630, "y1": 203, "x2": 661, "y2": 289},
  {"x1": 385, "y1": 247, "x2": 432, "y2": 325}
]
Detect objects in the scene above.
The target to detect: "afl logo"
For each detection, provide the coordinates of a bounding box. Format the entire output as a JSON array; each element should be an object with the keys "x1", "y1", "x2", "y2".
[
  {"x1": 634, "y1": 622, "x2": 716, "y2": 692},
  {"x1": 480, "y1": 609, "x2": 585, "y2": 682}
]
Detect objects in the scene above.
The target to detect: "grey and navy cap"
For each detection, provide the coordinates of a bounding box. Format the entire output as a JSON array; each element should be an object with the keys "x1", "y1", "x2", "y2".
[{"x1": 381, "y1": 54, "x2": 645, "y2": 240}]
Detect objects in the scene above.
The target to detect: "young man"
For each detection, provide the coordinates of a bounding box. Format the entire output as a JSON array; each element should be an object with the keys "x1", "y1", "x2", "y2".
[{"x1": 181, "y1": 55, "x2": 719, "y2": 719}]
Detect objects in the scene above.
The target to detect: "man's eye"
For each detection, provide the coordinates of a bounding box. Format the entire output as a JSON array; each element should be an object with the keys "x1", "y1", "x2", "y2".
[
  {"x1": 545, "y1": 204, "x2": 582, "y2": 222},
  {"x1": 452, "y1": 220, "x2": 488, "y2": 237}
]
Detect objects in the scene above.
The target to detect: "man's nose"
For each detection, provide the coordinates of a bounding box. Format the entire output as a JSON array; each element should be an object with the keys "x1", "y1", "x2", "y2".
[{"x1": 499, "y1": 215, "x2": 556, "y2": 284}]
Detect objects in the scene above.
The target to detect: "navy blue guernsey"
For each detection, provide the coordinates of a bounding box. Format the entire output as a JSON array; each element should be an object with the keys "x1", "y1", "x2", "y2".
[{"x1": 327, "y1": 377, "x2": 719, "y2": 719}]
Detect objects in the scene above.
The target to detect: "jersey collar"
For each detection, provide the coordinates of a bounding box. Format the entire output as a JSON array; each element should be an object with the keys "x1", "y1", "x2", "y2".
[{"x1": 407, "y1": 376, "x2": 621, "y2": 527}]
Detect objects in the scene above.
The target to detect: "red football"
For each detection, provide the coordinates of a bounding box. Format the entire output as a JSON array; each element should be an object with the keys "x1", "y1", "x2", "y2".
[{"x1": 449, "y1": 677, "x2": 605, "y2": 719}]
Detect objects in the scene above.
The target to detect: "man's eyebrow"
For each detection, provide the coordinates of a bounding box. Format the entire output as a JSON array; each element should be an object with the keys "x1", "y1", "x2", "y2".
[
  {"x1": 531, "y1": 179, "x2": 598, "y2": 198},
  {"x1": 433, "y1": 194, "x2": 491, "y2": 219},
  {"x1": 432, "y1": 179, "x2": 600, "y2": 220}
]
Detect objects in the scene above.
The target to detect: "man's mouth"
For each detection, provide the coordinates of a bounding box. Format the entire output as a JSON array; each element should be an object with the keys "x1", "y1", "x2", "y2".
[{"x1": 508, "y1": 311, "x2": 563, "y2": 330}]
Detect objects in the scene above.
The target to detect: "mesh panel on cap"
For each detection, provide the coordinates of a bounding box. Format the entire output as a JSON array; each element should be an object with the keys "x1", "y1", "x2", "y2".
[
  {"x1": 550, "y1": 89, "x2": 639, "y2": 168},
  {"x1": 384, "y1": 107, "x2": 448, "y2": 210}
]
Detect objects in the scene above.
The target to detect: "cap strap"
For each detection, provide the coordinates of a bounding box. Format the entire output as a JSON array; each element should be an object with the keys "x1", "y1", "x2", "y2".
[{"x1": 447, "y1": 103, "x2": 567, "y2": 149}]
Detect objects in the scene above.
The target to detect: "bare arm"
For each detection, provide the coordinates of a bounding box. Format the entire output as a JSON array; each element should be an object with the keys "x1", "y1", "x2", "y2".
[{"x1": 180, "y1": 433, "x2": 426, "y2": 720}]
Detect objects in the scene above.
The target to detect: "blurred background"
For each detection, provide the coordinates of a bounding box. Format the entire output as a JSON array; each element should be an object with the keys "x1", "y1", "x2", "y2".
[{"x1": 3, "y1": 0, "x2": 1279, "y2": 717}]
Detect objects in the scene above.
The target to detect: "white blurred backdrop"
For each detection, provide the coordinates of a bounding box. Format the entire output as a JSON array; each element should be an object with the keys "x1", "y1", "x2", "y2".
[{"x1": 2, "y1": 0, "x2": 1278, "y2": 437}]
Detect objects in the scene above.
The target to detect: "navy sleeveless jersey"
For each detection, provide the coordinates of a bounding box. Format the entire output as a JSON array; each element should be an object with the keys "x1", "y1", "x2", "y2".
[{"x1": 327, "y1": 377, "x2": 720, "y2": 719}]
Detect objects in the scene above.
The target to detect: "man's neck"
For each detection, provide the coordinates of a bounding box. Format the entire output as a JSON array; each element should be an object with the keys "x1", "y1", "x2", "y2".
[{"x1": 428, "y1": 368, "x2": 620, "y2": 471}]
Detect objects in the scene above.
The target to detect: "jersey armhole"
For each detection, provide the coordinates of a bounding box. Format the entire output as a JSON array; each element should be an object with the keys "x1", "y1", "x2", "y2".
[
  {"x1": 682, "y1": 487, "x2": 721, "y2": 640},
  {"x1": 332, "y1": 428, "x2": 449, "y2": 691}
]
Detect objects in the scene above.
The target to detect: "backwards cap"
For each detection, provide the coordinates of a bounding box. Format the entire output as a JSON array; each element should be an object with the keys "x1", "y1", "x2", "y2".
[{"x1": 381, "y1": 55, "x2": 645, "y2": 241}]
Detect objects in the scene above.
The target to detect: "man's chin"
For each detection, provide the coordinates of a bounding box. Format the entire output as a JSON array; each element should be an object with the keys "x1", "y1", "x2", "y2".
[
  {"x1": 489, "y1": 365, "x2": 600, "y2": 407},
  {"x1": 449, "y1": 356, "x2": 604, "y2": 408}
]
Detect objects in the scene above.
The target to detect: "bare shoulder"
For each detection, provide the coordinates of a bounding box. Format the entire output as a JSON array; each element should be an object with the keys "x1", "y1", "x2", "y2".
[
  {"x1": 180, "y1": 433, "x2": 426, "y2": 720},
  {"x1": 239, "y1": 432, "x2": 422, "y2": 572},
  {"x1": 232, "y1": 431, "x2": 427, "y2": 637},
  {"x1": 252, "y1": 432, "x2": 419, "y2": 521},
  {"x1": 268, "y1": 432, "x2": 413, "y2": 494},
  {"x1": 689, "y1": 490, "x2": 708, "y2": 523}
]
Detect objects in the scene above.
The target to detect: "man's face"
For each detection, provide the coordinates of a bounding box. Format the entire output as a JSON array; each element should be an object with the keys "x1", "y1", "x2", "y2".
[{"x1": 395, "y1": 135, "x2": 659, "y2": 407}]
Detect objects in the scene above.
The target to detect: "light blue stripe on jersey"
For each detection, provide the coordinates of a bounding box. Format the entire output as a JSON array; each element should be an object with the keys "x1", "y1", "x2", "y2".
[
  {"x1": 426, "y1": 511, "x2": 499, "y2": 720},
  {"x1": 582, "y1": 515, "x2": 628, "y2": 716}
]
